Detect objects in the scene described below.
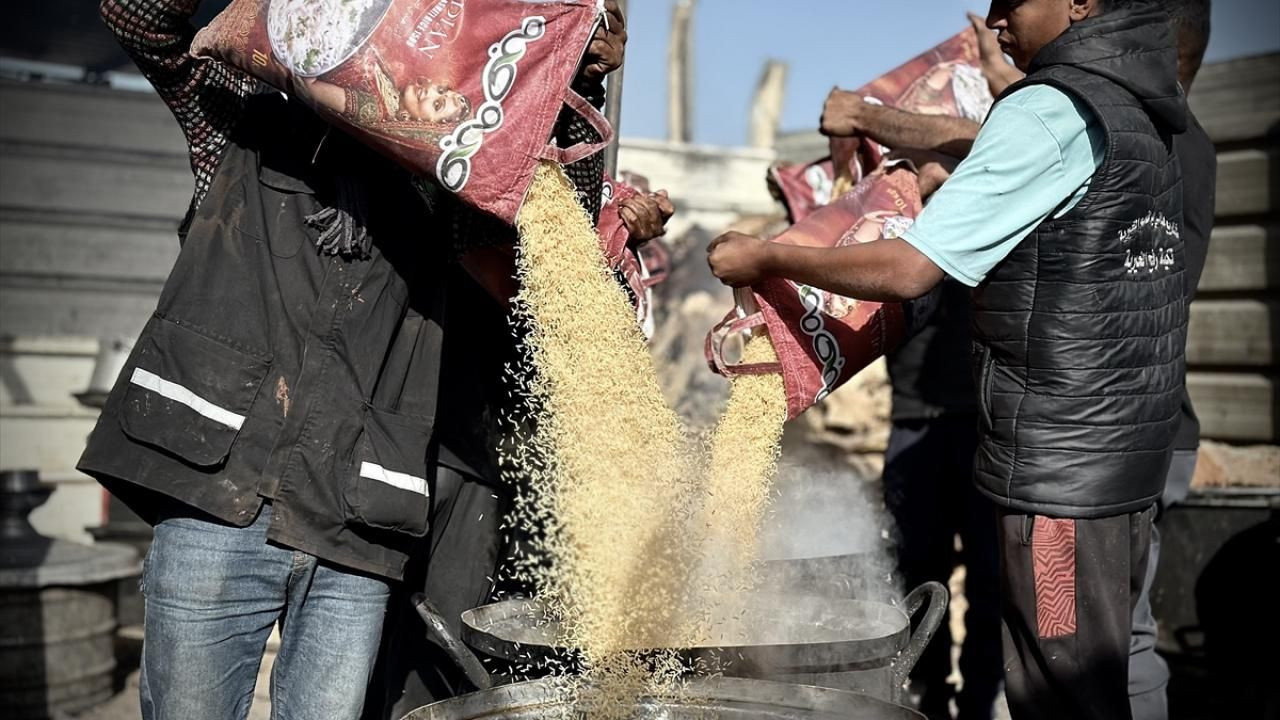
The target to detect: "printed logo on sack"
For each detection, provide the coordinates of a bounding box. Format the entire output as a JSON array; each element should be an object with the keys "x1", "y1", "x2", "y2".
[
  {"x1": 436, "y1": 16, "x2": 546, "y2": 192},
  {"x1": 407, "y1": 0, "x2": 465, "y2": 59},
  {"x1": 591, "y1": 179, "x2": 615, "y2": 214},
  {"x1": 796, "y1": 285, "x2": 847, "y2": 405},
  {"x1": 1119, "y1": 212, "x2": 1181, "y2": 275}
]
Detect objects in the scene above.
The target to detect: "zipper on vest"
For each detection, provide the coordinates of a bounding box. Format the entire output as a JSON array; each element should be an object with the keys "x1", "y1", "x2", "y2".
[{"x1": 979, "y1": 346, "x2": 995, "y2": 430}]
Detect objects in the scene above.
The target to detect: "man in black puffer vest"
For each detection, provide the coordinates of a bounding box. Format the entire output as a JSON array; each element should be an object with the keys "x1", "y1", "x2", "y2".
[{"x1": 708, "y1": 1, "x2": 1185, "y2": 717}]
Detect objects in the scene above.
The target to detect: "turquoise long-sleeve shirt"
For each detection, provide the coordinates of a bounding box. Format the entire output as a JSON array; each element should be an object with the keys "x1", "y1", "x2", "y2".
[{"x1": 902, "y1": 84, "x2": 1106, "y2": 287}]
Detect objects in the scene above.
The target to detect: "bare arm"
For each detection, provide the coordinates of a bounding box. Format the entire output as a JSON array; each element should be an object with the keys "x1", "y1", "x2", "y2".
[
  {"x1": 969, "y1": 12, "x2": 1024, "y2": 97},
  {"x1": 821, "y1": 90, "x2": 980, "y2": 158},
  {"x1": 887, "y1": 148, "x2": 961, "y2": 199},
  {"x1": 818, "y1": 14, "x2": 1024, "y2": 159},
  {"x1": 707, "y1": 232, "x2": 944, "y2": 303}
]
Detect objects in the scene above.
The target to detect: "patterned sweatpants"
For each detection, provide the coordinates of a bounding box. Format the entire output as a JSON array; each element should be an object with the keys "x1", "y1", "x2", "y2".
[{"x1": 998, "y1": 506, "x2": 1157, "y2": 720}]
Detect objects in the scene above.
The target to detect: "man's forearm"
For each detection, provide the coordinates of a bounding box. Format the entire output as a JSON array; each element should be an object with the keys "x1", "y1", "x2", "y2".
[
  {"x1": 858, "y1": 104, "x2": 980, "y2": 158},
  {"x1": 762, "y1": 238, "x2": 944, "y2": 302},
  {"x1": 985, "y1": 65, "x2": 1024, "y2": 97}
]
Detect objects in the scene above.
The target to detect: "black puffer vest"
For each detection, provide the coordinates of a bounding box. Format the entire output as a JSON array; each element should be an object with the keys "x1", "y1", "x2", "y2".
[{"x1": 971, "y1": 9, "x2": 1188, "y2": 518}]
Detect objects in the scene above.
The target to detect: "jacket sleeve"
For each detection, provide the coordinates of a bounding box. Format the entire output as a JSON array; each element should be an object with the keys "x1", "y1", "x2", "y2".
[{"x1": 99, "y1": 0, "x2": 256, "y2": 209}]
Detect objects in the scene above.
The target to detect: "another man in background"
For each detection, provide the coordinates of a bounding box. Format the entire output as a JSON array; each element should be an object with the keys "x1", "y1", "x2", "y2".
[
  {"x1": 876, "y1": 279, "x2": 1002, "y2": 720},
  {"x1": 1128, "y1": 3, "x2": 1216, "y2": 718}
]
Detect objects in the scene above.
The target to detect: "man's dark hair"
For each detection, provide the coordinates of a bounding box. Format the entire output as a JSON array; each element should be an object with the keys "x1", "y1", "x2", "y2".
[
  {"x1": 1100, "y1": 0, "x2": 1211, "y2": 80},
  {"x1": 1168, "y1": 0, "x2": 1212, "y2": 69}
]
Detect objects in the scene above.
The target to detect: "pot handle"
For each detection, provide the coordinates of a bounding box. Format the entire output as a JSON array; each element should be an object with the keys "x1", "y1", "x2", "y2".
[
  {"x1": 412, "y1": 593, "x2": 493, "y2": 691},
  {"x1": 890, "y1": 581, "x2": 950, "y2": 701}
]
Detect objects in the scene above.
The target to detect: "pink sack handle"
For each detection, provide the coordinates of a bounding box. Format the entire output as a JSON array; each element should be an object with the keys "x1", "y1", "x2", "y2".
[
  {"x1": 639, "y1": 242, "x2": 671, "y2": 287},
  {"x1": 542, "y1": 89, "x2": 615, "y2": 165},
  {"x1": 705, "y1": 307, "x2": 783, "y2": 378}
]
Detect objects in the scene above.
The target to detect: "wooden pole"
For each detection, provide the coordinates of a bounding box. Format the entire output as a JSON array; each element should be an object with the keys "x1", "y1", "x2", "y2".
[
  {"x1": 603, "y1": 0, "x2": 627, "y2": 177},
  {"x1": 748, "y1": 60, "x2": 787, "y2": 149},
  {"x1": 667, "y1": 0, "x2": 696, "y2": 144}
]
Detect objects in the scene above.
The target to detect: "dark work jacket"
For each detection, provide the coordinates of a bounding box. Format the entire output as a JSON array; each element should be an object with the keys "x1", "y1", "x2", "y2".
[
  {"x1": 78, "y1": 94, "x2": 450, "y2": 580},
  {"x1": 887, "y1": 279, "x2": 977, "y2": 421},
  {"x1": 1172, "y1": 114, "x2": 1217, "y2": 452},
  {"x1": 971, "y1": 9, "x2": 1188, "y2": 518}
]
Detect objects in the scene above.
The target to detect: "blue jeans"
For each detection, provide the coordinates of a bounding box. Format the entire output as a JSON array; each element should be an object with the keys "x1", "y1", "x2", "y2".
[{"x1": 139, "y1": 503, "x2": 390, "y2": 720}]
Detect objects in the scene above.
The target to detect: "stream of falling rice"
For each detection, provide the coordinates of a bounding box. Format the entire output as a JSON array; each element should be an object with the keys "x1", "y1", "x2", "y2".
[{"x1": 507, "y1": 162, "x2": 789, "y2": 716}]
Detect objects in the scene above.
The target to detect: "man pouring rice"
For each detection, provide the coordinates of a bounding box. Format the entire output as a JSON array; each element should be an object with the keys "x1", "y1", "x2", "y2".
[
  {"x1": 710, "y1": 1, "x2": 1188, "y2": 717},
  {"x1": 79, "y1": 0, "x2": 651, "y2": 718}
]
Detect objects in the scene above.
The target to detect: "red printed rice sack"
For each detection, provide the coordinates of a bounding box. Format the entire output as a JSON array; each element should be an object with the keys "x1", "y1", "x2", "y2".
[
  {"x1": 767, "y1": 144, "x2": 877, "y2": 224},
  {"x1": 190, "y1": 0, "x2": 611, "y2": 223},
  {"x1": 707, "y1": 168, "x2": 938, "y2": 420},
  {"x1": 767, "y1": 158, "x2": 838, "y2": 224},
  {"x1": 768, "y1": 27, "x2": 992, "y2": 222}
]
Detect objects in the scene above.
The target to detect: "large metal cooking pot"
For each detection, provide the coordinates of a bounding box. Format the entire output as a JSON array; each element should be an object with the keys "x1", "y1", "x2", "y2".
[
  {"x1": 460, "y1": 582, "x2": 947, "y2": 704},
  {"x1": 400, "y1": 675, "x2": 926, "y2": 719},
  {"x1": 759, "y1": 551, "x2": 899, "y2": 603}
]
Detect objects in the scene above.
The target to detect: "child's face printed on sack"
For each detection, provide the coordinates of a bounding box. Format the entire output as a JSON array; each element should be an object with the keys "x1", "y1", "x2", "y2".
[
  {"x1": 400, "y1": 80, "x2": 469, "y2": 124},
  {"x1": 985, "y1": 0, "x2": 1102, "y2": 71}
]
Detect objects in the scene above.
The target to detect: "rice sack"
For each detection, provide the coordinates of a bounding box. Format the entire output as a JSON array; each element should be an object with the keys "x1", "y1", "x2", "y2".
[
  {"x1": 769, "y1": 27, "x2": 993, "y2": 220},
  {"x1": 191, "y1": 0, "x2": 610, "y2": 223},
  {"x1": 707, "y1": 167, "x2": 938, "y2": 420}
]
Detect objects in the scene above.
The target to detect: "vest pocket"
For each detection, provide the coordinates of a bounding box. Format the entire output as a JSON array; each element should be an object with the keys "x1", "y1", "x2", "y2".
[
  {"x1": 342, "y1": 406, "x2": 433, "y2": 537},
  {"x1": 119, "y1": 316, "x2": 272, "y2": 467}
]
